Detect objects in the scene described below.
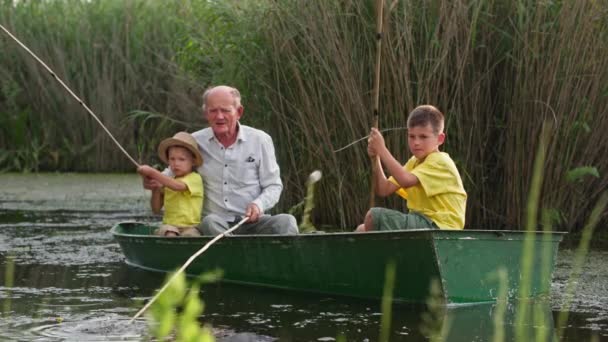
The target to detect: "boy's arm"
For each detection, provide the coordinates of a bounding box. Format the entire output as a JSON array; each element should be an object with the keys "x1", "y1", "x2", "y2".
[
  {"x1": 150, "y1": 188, "x2": 163, "y2": 214},
  {"x1": 368, "y1": 130, "x2": 400, "y2": 197},
  {"x1": 137, "y1": 165, "x2": 188, "y2": 192},
  {"x1": 368, "y1": 127, "x2": 419, "y2": 191},
  {"x1": 371, "y1": 156, "x2": 399, "y2": 197},
  {"x1": 377, "y1": 149, "x2": 419, "y2": 189}
]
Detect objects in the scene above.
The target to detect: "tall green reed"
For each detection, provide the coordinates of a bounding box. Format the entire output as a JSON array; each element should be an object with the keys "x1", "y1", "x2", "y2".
[
  {"x1": 513, "y1": 116, "x2": 605, "y2": 341},
  {"x1": 2, "y1": 255, "x2": 14, "y2": 315},
  {"x1": 419, "y1": 279, "x2": 450, "y2": 342},
  {"x1": 490, "y1": 268, "x2": 508, "y2": 342},
  {"x1": 515, "y1": 122, "x2": 551, "y2": 342},
  {"x1": 555, "y1": 191, "x2": 608, "y2": 341},
  {"x1": 379, "y1": 261, "x2": 395, "y2": 342}
]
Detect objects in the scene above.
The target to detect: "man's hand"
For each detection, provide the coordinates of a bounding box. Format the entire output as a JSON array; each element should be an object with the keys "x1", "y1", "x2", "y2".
[{"x1": 245, "y1": 203, "x2": 262, "y2": 223}]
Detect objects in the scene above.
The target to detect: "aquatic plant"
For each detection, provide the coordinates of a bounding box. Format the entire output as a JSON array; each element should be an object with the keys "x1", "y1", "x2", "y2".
[
  {"x1": 511, "y1": 119, "x2": 604, "y2": 341},
  {"x1": 2, "y1": 255, "x2": 15, "y2": 315},
  {"x1": 378, "y1": 261, "x2": 396, "y2": 342},
  {"x1": 299, "y1": 170, "x2": 322, "y2": 233},
  {"x1": 146, "y1": 269, "x2": 223, "y2": 341},
  {"x1": 555, "y1": 192, "x2": 608, "y2": 341},
  {"x1": 419, "y1": 279, "x2": 450, "y2": 342},
  {"x1": 489, "y1": 268, "x2": 508, "y2": 342}
]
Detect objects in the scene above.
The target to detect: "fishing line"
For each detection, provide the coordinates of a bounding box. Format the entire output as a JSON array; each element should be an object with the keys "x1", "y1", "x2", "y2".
[
  {"x1": 333, "y1": 126, "x2": 408, "y2": 153},
  {"x1": 0, "y1": 24, "x2": 140, "y2": 168}
]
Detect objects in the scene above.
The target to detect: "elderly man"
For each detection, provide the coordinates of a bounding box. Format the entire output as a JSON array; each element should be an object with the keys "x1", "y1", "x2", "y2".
[{"x1": 144, "y1": 85, "x2": 298, "y2": 236}]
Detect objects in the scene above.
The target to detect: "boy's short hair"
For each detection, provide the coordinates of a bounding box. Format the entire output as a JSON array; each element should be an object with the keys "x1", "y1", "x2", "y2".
[{"x1": 407, "y1": 105, "x2": 444, "y2": 135}]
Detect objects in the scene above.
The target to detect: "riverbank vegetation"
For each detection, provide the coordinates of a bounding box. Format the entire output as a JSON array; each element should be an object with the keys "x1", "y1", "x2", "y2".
[{"x1": 1, "y1": 0, "x2": 606, "y2": 232}]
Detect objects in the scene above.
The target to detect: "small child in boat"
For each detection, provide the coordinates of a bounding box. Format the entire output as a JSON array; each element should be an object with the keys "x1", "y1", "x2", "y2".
[
  {"x1": 355, "y1": 105, "x2": 467, "y2": 231},
  {"x1": 137, "y1": 131, "x2": 204, "y2": 237}
]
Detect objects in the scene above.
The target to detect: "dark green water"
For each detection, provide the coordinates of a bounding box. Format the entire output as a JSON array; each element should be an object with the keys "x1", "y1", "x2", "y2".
[{"x1": 0, "y1": 173, "x2": 606, "y2": 341}]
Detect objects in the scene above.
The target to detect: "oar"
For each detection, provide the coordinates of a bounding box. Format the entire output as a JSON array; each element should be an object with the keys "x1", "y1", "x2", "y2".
[
  {"x1": 0, "y1": 24, "x2": 139, "y2": 168},
  {"x1": 369, "y1": 0, "x2": 385, "y2": 208},
  {"x1": 129, "y1": 216, "x2": 250, "y2": 323}
]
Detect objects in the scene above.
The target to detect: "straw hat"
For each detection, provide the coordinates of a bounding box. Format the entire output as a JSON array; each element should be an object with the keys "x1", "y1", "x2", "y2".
[{"x1": 157, "y1": 132, "x2": 203, "y2": 167}]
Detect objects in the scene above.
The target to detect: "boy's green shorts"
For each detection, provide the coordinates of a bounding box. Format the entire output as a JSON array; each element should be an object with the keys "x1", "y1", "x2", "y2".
[{"x1": 371, "y1": 207, "x2": 438, "y2": 231}]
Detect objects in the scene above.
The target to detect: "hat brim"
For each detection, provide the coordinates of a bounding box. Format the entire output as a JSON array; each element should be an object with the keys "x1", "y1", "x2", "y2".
[{"x1": 157, "y1": 138, "x2": 203, "y2": 167}]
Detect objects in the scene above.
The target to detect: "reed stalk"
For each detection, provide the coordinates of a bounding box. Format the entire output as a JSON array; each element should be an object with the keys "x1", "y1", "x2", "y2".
[
  {"x1": 419, "y1": 278, "x2": 450, "y2": 342},
  {"x1": 534, "y1": 210, "x2": 555, "y2": 342},
  {"x1": 555, "y1": 191, "x2": 608, "y2": 341},
  {"x1": 2, "y1": 255, "x2": 14, "y2": 315},
  {"x1": 515, "y1": 121, "x2": 550, "y2": 342},
  {"x1": 379, "y1": 261, "x2": 395, "y2": 342},
  {"x1": 490, "y1": 268, "x2": 508, "y2": 342}
]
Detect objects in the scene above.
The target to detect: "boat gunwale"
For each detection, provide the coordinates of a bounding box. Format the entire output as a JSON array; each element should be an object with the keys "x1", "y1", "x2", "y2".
[{"x1": 110, "y1": 223, "x2": 566, "y2": 242}]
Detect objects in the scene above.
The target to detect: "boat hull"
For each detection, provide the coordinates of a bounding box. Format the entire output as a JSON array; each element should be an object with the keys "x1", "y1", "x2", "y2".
[{"x1": 111, "y1": 223, "x2": 564, "y2": 304}]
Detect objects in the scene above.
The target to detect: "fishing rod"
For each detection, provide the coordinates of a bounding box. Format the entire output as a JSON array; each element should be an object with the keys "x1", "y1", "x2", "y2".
[
  {"x1": 372, "y1": 0, "x2": 384, "y2": 128},
  {"x1": 129, "y1": 216, "x2": 250, "y2": 323},
  {"x1": 0, "y1": 24, "x2": 140, "y2": 168},
  {"x1": 369, "y1": 0, "x2": 385, "y2": 208}
]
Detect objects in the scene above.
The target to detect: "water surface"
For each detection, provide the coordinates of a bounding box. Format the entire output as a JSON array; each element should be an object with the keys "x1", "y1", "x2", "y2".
[{"x1": 0, "y1": 173, "x2": 606, "y2": 341}]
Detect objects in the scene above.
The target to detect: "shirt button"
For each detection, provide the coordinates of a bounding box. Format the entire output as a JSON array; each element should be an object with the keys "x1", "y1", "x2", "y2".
[
  {"x1": 224, "y1": 182, "x2": 227, "y2": 185},
  {"x1": 225, "y1": 164, "x2": 228, "y2": 167},
  {"x1": 224, "y1": 199, "x2": 228, "y2": 202}
]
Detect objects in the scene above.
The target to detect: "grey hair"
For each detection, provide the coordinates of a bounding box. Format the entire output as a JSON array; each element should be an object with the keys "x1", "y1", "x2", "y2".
[{"x1": 201, "y1": 86, "x2": 242, "y2": 111}]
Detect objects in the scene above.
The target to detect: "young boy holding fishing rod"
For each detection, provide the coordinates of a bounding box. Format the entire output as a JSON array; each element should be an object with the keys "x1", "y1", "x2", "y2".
[
  {"x1": 356, "y1": 105, "x2": 467, "y2": 231},
  {"x1": 137, "y1": 132, "x2": 204, "y2": 237}
]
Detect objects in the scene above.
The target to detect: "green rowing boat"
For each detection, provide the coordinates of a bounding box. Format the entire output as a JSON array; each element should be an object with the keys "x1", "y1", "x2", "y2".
[{"x1": 111, "y1": 222, "x2": 564, "y2": 305}]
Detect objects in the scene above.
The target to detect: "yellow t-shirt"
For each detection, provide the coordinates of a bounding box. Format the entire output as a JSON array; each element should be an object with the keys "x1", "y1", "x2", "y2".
[
  {"x1": 163, "y1": 172, "x2": 204, "y2": 227},
  {"x1": 388, "y1": 152, "x2": 467, "y2": 229}
]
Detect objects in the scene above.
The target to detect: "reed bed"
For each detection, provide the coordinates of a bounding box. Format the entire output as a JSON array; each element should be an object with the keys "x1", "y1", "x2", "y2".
[
  {"x1": 1, "y1": 0, "x2": 607, "y2": 232},
  {"x1": 251, "y1": 0, "x2": 608, "y2": 231},
  {"x1": 0, "y1": 0, "x2": 205, "y2": 171}
]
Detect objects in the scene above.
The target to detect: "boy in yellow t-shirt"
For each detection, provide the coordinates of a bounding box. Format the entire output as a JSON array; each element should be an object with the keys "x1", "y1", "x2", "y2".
[
  {"x1": 355, "y1": 105, "x2": 467, "y2": 231},
  {"x1": 137, "y1": 132, "x2": 204, "y2": 237}
]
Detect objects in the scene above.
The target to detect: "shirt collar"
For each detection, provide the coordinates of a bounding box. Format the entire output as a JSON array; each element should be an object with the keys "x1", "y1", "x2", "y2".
[{"x1": 235, "y1": 122, "x2": 247, "y2": 142}]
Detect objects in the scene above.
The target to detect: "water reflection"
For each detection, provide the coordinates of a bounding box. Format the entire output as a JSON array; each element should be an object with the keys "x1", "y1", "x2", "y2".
[
  {"x1": 0, "y1": 260, "x2": 151, "y2": 341},
  {"x1": 1, "y1": 173, "x2": 607, "y2": 341},
  {"x1": 195, "y1": 283, "x2": 559, "y2": 341}
]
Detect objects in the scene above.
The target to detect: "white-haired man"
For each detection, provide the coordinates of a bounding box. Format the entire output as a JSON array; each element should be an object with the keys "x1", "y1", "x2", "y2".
[{"x1": 144, "y1": 85, "x2": 298, "y2": 236}]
